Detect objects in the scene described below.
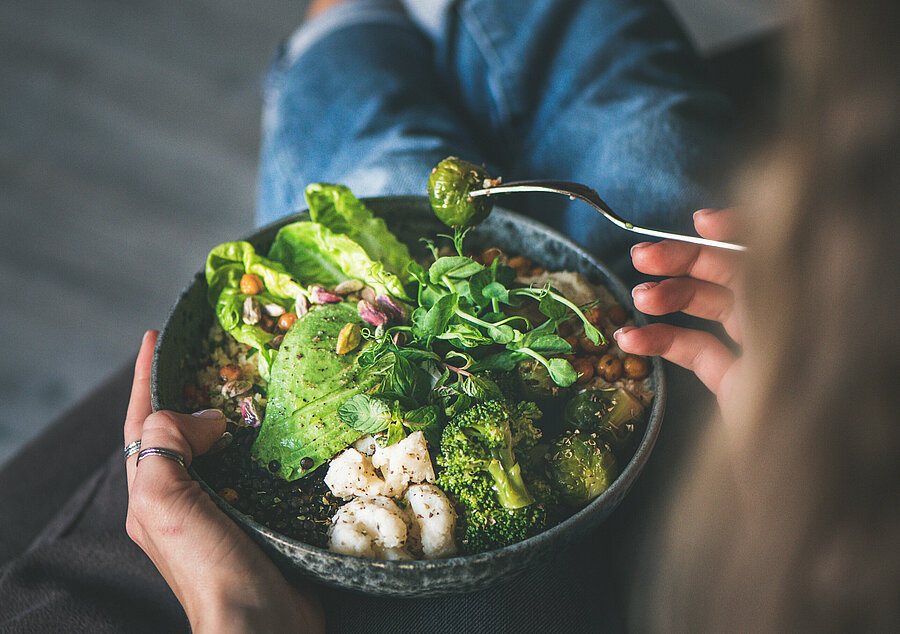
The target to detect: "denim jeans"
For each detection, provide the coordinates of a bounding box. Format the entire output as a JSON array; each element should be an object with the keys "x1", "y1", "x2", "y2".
[{"x1": 257, "y1": 0, "x2": 733, "y2": 274}]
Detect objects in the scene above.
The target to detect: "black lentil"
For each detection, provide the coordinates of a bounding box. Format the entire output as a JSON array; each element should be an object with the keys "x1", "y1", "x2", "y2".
[
  {"x1": 300, "y1": 456, "x2": 314, "y2": 470},
  {"x1": 194, "y1": 425, "x2": 340, "y2": 548}
]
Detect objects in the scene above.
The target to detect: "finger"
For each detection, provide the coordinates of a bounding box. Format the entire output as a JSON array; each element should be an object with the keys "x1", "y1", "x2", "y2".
[
  {"x1": 692, "y1": 207, "x2": 743, "y2": 241},
  {"x1": 130, "y1": 409, "x2": 226, "y2": 511},
  {"x1": 631, "y1": 278, "x2": 741, "y2": 342},
  {"x1": 138, "y1": 409, "x2": 228, "y2": 470},
  {"x1": 614, "y1": 323, "x2": 736, "y2": 397},
  {"x1": 125, "y1": 330, "x2": 158, "y2": 490},
  {"x1": 630, "y1": 239, "x2": 741, "y2": 289}
]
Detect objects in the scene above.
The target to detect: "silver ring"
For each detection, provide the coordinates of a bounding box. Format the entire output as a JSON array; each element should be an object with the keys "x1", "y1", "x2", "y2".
[
  {"x1": 136, "y1": 447, "x2": 186, "y2": 469},
  {"x1": 124, "y1": 440, "x2": 142, "y2": 461}
]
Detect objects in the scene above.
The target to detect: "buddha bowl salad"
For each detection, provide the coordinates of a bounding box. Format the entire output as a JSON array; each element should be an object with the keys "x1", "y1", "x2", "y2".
[{"x1": 188, "y1": 157, "x2": 653, "y2": 560}]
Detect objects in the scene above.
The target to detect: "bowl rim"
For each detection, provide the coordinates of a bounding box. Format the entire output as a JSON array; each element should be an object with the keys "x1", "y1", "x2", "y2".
[{"x1": 152, "y1": 195, "x2": 665, "y2": 571}]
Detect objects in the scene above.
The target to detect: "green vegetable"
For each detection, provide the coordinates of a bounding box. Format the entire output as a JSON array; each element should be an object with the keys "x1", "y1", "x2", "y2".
[
  {"x1": 454, "y1": 476, "x2": 553, "y2": 555},
  {"x1": 564, "y1": 387, "x2": 644, "y2": 447},
  {"x1": 252, "y1": 303, "x2": 376, "y2": 480},
  {"x1": 437, "y1": 399, "x2": 542, "y2": 509},
  {"x1": 436, "y1": 398, "x2": 555, "y2": 554},
  {"x1": 269, "y1": 221, "x2": 407, "y2": 298},
  {"x1": 205, "y1": 241, "x2": 303, "y2": 378},
  {"x1": 337, "y1": 394, "x2": 393, "y2": 434},
  {"x1": 304, "y1": 183, "x2": 413, "y2": 279},
  {"x1": 336, "y1": 394, "x2": 442, "y2": 447},
  {"x1": 515, "y1": 358, "x2": 573, "y2": 400},
  {"x1": 547, "y1": 430, "x2": 618, "y2": 508},
  {"x1": 427, "y1": 156, "x2": 494, "y2": 228}
]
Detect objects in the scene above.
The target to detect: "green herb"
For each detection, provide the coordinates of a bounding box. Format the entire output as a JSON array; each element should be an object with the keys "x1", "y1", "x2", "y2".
[{"x1": 338, "y1": 394, "x2": 393, "y2": 434}]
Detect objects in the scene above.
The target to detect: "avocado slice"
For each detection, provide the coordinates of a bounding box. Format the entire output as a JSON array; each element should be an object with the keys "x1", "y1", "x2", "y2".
[{"x1": 252, "y1": 303, "x2": 373, "y2": 480}]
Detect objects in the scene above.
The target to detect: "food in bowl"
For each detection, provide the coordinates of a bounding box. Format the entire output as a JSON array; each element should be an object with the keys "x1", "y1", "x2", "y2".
[{"x1": 185, "y1": 164, "x2": 652, "y2": 561}]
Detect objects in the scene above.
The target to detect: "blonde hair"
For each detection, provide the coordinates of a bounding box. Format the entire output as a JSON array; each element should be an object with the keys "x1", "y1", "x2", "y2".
[{"x1": 638, "y1": 0, "x2": 900, "y2": 629}]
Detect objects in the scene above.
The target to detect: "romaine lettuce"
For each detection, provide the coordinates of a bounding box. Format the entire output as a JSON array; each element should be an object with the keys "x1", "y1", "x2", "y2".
[
  {"x1": 269, "y1": 221, "x2": 407, "y2": 299},
  {"x1": 304, "y1": 183, "x2": 412, "y2": 281},
  {"x1": 205, "y1": 241, "x2": 301, "y2": 379}
]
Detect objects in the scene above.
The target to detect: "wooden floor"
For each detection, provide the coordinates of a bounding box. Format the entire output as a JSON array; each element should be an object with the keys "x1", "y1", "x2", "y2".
[{"x1": 0, "y1": 0, "x2": 783, "y2": 467}]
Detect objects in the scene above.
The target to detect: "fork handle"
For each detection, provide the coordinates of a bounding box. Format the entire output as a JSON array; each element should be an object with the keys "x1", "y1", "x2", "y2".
[{"x1": 469, "y1": 180, "x2": 747, "y2": 252}]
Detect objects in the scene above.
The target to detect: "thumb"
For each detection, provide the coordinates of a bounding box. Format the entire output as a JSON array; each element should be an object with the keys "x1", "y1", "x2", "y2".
[{"x1": 139, "y1": 409, "x2": 227, "y2": 469}]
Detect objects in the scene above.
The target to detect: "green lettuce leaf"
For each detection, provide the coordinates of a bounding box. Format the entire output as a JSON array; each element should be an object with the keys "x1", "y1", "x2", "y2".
[
  {"x1": 304, "y1": 183, "x2": 412, "y2": 281},
  {"x1": 268, "y1": 221, "x2": 407, "y2": 298},
  {"x1": 205, "y1": 241, "x2": 305, "y2": 379}
]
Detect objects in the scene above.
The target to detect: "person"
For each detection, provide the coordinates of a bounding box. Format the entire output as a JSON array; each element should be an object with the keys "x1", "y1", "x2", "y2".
[
  {"x1": 120, "y1": 2, "x2": 734, "y2": 629},
  {"x1": 125, "y1": 0, "x2": 900, "y2": 630},
  {"x1": 617, "y1": 0, "x2": 900, "y2": 629},
  {"x1": 6, "y1": 0, "x2": 896, "y2": 631}
]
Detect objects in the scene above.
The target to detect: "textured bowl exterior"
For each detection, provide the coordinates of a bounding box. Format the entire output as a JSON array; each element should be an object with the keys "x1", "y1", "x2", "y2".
[{"x1": 151, "y1": 196, "x2": 665, "y2": 597}]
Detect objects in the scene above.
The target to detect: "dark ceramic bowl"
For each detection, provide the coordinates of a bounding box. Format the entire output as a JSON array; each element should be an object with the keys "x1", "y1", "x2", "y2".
[{"x1": 151, "y1": 196, "x2": 665, "y2": 597}]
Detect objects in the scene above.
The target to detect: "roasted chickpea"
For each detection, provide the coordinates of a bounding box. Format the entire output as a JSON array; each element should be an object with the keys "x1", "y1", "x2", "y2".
[
  {"x1": 507, "y1": 256, "x2": 532, "y2": 277},
  {"x1": 278, "y1": 312, "x2": 299, "y2": 331},
  {"x1": 577, "y1": 335, "x2": 609, "y2": 355},
  {"x1": 584, "y1": 306, "x2": 605, "y2": 325},
  {"x1": 595, "y1": 353, "x2": 624, "y2": 382},
  {"x1": 572, "y1": 357, "x2": 595, "y2": 384},
  {"x1": 624, "y1": 355, "x2": 650, "y2": 380},
  {"x1": 480, "y1": 247, "x2": 504, "y2": 265},
  {"x1": 607, "y1": 304, "x2": 627, "y2": 326},
  {"x1": 219, "y1": 364, "x2": 242, "y2": 382},
  {"x1": 240, "y1": 273, "x2": 264, "y2": 295},
  {"x1": 218, "y1": 488, "x2": 239, "y2": 505},
  {"x1": 563, "y1": 335, "x2": 580, "y2": 353}
]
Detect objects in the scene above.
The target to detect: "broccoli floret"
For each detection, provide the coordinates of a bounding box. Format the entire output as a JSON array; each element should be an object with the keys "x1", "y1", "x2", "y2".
[
  {"x1": 437, "y1": 399, "x2": 552, "y2": 553},
  {"x1": 507, "y1": 401, "x2": 542, "y2": 460},
  {"x1": 437, "y1": 400, "x2": 537, "y2": 509},
  {"x1": 462, "y1": 497, "x2": 550, "y2": 554},
  {"x1": 547, "y1": 430, "x2": 618, "y2": 508},
  {"x1": 443, "y1": 466, "x2": 556, "y2": 555}
]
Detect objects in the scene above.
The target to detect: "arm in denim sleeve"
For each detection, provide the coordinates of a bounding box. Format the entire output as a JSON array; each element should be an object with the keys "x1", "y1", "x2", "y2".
[
  {"x1": 402, "y1": 0, "x2": 734, "y2": 270},
  {"x1": 257, "y1": 0, "x2": 489, "y2": 227}
]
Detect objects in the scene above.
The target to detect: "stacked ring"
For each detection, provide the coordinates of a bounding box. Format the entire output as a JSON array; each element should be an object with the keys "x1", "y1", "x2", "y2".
[
  {"x1": 136, "y1": 447, "x2": 187, "y2": 469},
  {"x1": 124, "y1": 440, "x2": 142, "y2": 461}
]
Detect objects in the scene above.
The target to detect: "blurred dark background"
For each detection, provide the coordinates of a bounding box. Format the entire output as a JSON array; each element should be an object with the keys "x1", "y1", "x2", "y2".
[{"x1": 0, "y1": 0, "x2": 789, "y2": 467}]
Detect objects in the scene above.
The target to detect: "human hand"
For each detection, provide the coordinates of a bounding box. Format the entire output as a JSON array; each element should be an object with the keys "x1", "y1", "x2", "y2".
[
  {"x1": 614, "y1": 209, "x2": 744, "y2": 406},
  {"x1": 124, "y1": 331, "x2": 324, "y2": 633}
]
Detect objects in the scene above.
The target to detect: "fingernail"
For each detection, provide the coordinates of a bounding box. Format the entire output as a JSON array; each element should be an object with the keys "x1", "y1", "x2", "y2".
[
  {"x1": 192, "y1": 409, "x2": 224, "y2": 420},
  {"x1": 632, "y1": 281, "x2": 658, "y2": 297},
  {"x1": 631, "y1": 242, "x2": 652, "y2": 256},
  {"x1": 613, "y1": 326, "x2": 635, "y2": 339},
  {"x1": 142, "y1": 330, "x2": 152, "y2": 344}
]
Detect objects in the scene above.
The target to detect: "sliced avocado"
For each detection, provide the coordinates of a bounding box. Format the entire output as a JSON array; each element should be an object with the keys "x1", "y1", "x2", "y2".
[{"x1": 251, "y1": 303, "x2": 373, "y2": 480}]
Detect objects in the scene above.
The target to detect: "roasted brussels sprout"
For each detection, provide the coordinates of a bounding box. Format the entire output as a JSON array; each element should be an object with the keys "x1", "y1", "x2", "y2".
[
  {"x1": 547, "y1": 430, "x2": 618, "y2": 507},
  {"x1": 564, "y1": 386, "x2": 644, "y2": 447},
  {"x1": 427, "y1": 156, "x2": 494, "y2": 228}
]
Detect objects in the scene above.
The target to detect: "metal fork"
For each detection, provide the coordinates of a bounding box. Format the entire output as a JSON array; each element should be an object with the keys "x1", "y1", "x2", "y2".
[{"x1": 468, "y1": 180, "x2": 746, "y2": 251}]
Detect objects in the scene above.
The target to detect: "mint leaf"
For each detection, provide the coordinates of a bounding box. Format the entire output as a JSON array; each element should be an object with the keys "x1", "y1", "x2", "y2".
[{"x1": 337, "y1": 394, "x2": 392, "y2": 434}]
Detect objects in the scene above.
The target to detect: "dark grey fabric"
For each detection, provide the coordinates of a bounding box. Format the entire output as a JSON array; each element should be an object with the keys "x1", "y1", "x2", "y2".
[{"x1": 0, "y1": 361, "x2": 712, "y2": 633}]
